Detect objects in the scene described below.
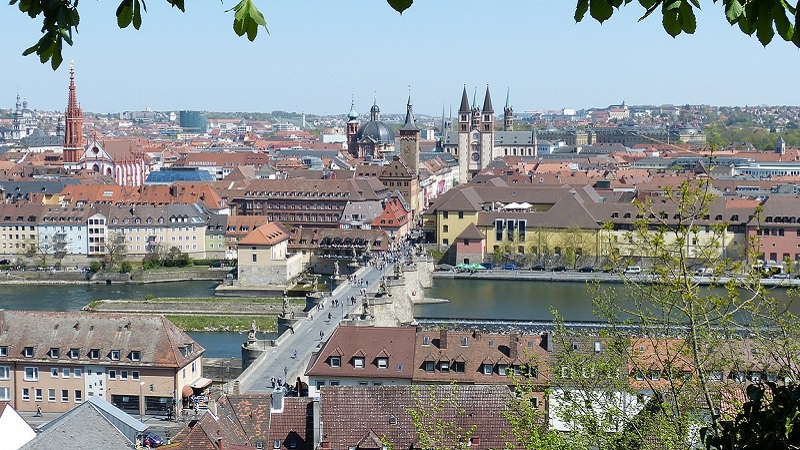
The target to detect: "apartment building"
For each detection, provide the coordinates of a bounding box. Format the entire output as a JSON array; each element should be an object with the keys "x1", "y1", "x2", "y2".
[{"x1": 0, "y1": 310, "x2": 206, "y2": 416}]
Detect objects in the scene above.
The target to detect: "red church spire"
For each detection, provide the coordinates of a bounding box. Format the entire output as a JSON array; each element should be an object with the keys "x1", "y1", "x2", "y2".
[{"x1": 63, "y1": 61, "x2": 84, "y2": 165}]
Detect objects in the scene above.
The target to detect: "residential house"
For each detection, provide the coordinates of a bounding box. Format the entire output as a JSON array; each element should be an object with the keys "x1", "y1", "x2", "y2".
[
  {"x1": 0, "y1": 310, "x2": 206, "y2": 416},
  {"x1": 237, "y1": 222, "x2": 303, "y2": 288}
]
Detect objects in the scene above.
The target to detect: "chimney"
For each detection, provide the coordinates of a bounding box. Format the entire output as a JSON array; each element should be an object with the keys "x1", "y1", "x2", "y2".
[
  {"x1": 509, "y1": 333, "x2": 519, "y2": 360},
  {"x1": 440, "y1": 329, "x2": 448, "y2": 349},
  {"x1": 472, "y1": 329, "x2": 482, "y2": 341},
  {"x1": 542, "y1": 331, "x2": 554, "y2": 353},
  {"x1": 313, "y1": 398, "x2": 323, "y2": 449}
]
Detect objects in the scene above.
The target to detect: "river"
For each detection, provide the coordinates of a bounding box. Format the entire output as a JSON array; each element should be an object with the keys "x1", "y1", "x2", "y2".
[{"x1": 1, "y1": 278, "x2": 796, "y2": 357}]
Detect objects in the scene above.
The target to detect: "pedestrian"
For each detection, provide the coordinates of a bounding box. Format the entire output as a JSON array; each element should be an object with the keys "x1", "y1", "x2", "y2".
[
  {"x1": 293, "y1": 349, "x2": 297, "y2": 359},
  {"x1": 327, "y1": 312, "x2": 332, "y2": 321},
  {"x1": 271, "y1": 376, "x2": 276, "y2": 388},
  {"x1": 289, "y1": 326, "x2": 295, "y2": 334},
  {"x1": 320, "y1": 330, "x2": 324, "y2": 339},
  {"x1": 34, "y1": 405, "x2": 42, "y2": 417}
]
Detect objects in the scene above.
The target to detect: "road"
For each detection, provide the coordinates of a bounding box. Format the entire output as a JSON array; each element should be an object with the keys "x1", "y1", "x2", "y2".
[{"x1": 236, "y1": 263, "x2": 389, "y2": 393}]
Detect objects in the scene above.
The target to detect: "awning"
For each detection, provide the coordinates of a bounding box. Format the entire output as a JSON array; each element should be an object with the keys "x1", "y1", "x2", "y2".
[
  {"x1": 181, "y1": 385, "x2": 193, "y2": 398},
  {"x1": 189, "y1": 377, "x2": 213, "y2": 389}
]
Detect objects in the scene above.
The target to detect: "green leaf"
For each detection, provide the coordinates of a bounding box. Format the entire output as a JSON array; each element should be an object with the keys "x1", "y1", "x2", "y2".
[
  {"x1": 387, "y1": 0, "x2": 413, "y2": 14},
  {"x1": 133, "y1": 0, "x2": 142, "y2": 30},
  {"x1": 590, "y1": 0, "x2": 614, "y2": 23},
  {"x1": 662, "y1": 6, "x2": 682, "y2": 36},
  {"x1": 757, "y1": 2, "x2": 775, "y2": 45},
  {"x1": 575, "y1": 0, "x2": 590, "y2": 22},
  {"x1": 638, "y1": 0, "x2": 660, "y2": 22},
  {"x1": 166, "y1": 0, "x2": 185, "y2": 12},
  {"x1": 726, "y1": 0, "x2": 745, "y2": 23},
  {"x1": 116, "y1": 0, "x2": 134, "y2": 28},
  {"x1": 679, "y1": 1, "x2": 696, "y2": 33},
  {"x1": 772, "y1": 3, "x2": 793, "y2": 40},
  {"x1": 229, "y1": 0, "x2": 268, "y2": 41}
]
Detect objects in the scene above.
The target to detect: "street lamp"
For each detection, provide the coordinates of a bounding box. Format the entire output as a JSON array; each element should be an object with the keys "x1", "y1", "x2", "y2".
[{"x1": 139, "y1": 381, "x2": 145, "y2": 421}]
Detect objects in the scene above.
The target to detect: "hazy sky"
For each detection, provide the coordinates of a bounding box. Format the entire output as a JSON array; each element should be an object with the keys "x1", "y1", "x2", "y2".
[{"x1": 2, "y1": 1, "x2": 799, "y2": 116}]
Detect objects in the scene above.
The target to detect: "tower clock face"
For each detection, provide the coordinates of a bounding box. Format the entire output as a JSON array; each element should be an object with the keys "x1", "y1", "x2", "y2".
[{"x1": 471, "y1": 152, "x2": 480, "y2": 162}]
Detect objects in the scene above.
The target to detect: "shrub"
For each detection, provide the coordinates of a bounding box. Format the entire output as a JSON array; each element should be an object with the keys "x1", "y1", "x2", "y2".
[
  {"x1": 119, "y1": 261, "x2": 132, "y2": 273},
  {"x1": 89, "y1": 261, "x2": 102, "y2": 272}
]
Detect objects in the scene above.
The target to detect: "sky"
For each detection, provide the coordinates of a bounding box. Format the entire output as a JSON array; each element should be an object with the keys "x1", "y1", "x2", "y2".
[{"x1": 2, "y1": 1, "x2": 800, "y2": 116}]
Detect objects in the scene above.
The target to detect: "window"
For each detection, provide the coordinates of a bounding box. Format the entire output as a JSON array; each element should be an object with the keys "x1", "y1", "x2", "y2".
[
  {"x1": 377, "y1": 358, "x2": 388, "y2": 369},
  {"x1": 458, "y1": 211, "x2": 464, "y2": 219},
  {"x1": 74, "y1": 368, "x2": 82, "y2": 378},
  {"x1": 453, "y1": 361, "x2": 465, "y2": 373},
  {"x1": 48, "y1": 389, "x2": 56, "y2": 402},
  {"x1": 121, "y1": 370, "x2": 128, "y2": 380},
  {"x1": 110, "y1": 350, "x2": 121, "y2": 361},
  {"x1": 330, "y1": 357, "x2": 341, "y2": 368},
  {"x1": 461, "y1": 337, "x2": 468, "y2": 347},
  {"x1": 130, "y1": 351, "x2": 141, "y2": 361},
  {"x1": 24, "y1": 367, "x2": 39, "y2": 381},
  {"x1": 498, "y1": 364, "x2": 508, "y2": 376},
  {"x1": 424, "y1": 361, "x2": 435, "y2": 372},
  {"x1": 68, "y1": 348, "x2": 80, "y2": 359},
  {"x1": 62, "y1": 368, "x2": 70, "y2": 378},
  {"x1": 108, "y1": 370, "x2": 116, "y2": 379},
  {"x1": 252, "y1": 254, "x2": 257, "y2": 263},
  {"x1": 48, "y1": 347, "x2": 60, "y2": 358},
  {"x1": 0, "y1": 366, "x2": 8, "y2": 380},
  {"x1": 51, "y1": 368, "x2": 59, "y2": 377},
  {"x1": 132, "y1": 371, "x2": 140, "y2": 380},
  {"x1": 0, "y1": 387, "x2": 9, "y2": 401},
  {"x1": 23, "y1": 347, "x2": 34, "y2": 358},
  {"x1": 329, "y1": 381, "x2": 340, "y2": 386},
  {"x1": 61, "y1": 389, "x2": 69, "y2": 402},
  {"x1": 439, "y1": 361, "x2": 450, "y2": 373},
  {"x1": 21, "y1": 388, "x2": 30, "y2": 401},
  {"x1": 443, "y1": 225, "x2": 448, "y2": 233},
  {"x1": 35, "y1": 388, "x2": 42, "y2": 401},
  {"x1": 353, "y1": 357, "x2": 365, "y2": 369},
  {"x1": 74, "y1": 390, "x2": 83, "y2": 402},
  {"x1": 88, "y1": 349, "x2": 100, "y2": 359},
  {"x1": 422, "y1": 336, "x2": 430, "y2": 346},
  {"x1": 483, "y1": 364, "x2": 493, "y2": 375},
  {"x1": 443, "y1": 211, "x2": 449, "y2": 219},
  {"x1": 0, "y1": 347, "x2": 6, "y2": 357}
]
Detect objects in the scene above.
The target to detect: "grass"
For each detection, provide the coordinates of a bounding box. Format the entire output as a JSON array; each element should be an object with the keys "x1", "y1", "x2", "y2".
[
  {"x1": 165, "y1": 315, "x2": 277, "y2": 332},
  {"x1": 135, "y1": 296, "x2": 305, "y2": 305}
]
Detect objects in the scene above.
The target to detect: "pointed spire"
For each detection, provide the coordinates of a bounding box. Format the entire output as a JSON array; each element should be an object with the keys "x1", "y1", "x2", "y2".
[
  {"x1": 63, "y1": 60, "x2": 84, "y2": 165},
  {"x1": 459, "y1": 85, "x2": 470, "y2": 113},
  {"x1": 505, "y1": 87, "x2": 511, "y2": 110},
  {"x1": 400, "y1": 92, "x2": 418, "y2": 131},
  {"x1": 472, "y1": 86, "x2": 478, "y2": 111},
  {"x1": 369, "y1": 92, "x2": 380, "y2": 121},
  {"x1": 347, "y1": 93, "x2": 358, "y2": 121},
  {"x1": 482, "y1": 85, "x2": 493, "y2": 113}
]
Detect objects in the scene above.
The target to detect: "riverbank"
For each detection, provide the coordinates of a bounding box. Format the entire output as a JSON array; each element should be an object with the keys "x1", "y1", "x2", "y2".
[
  {"x1": 0, "y1": 266, "x2": 227, "y2": 285},
  {"x1": 432, "y1": 269, "x2": 800, "y2": 287},
  {"x1": 84, "y1": 296, "x2": 306, "y2": 332}
]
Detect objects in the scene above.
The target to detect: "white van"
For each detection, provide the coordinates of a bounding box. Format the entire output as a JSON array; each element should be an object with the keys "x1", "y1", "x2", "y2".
[
  {"x1": 623, "y1": 266, "x2": 642, "y2": 274},
  {"x1": 695, "y1": 267, "x2": 714, "y2": 276}
]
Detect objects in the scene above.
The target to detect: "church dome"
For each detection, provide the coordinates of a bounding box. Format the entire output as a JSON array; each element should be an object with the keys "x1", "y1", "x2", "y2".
[
  {"x1": 355, "y1": 100, "x2": 394, "y2": 144},
  {"x1": 356, "y1": 120, "x2": 394, "y2": 143}
]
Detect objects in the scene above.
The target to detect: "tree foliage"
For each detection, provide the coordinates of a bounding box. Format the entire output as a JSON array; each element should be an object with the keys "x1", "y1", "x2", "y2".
[{"x1": 11, "y1": 0, "x2": 800, "y2": 69}]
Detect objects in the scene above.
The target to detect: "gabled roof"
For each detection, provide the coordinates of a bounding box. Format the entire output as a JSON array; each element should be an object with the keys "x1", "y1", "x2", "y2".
[
  {"x1": 0, "y1": 404, "x2": 36, "y2": 449},
  {"x1": 305, "y1": 326, "x2": 416, "y2": 379},
  {"x1": 239, "y1": 222, "x2": 289, "y2": 246},
  {"x1": 21, "y1": 399, "x2": 139, "y2": 449},
  {"x1": 0, "y1": 310, "x2": 202, "y2": 368},
  {"x1": 320, "y1": 386, "x2": 514, "y2": 450}
]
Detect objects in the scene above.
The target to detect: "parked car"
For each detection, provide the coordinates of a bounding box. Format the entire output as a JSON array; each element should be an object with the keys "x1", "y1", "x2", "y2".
[
  {"x1": 578, "y1": 266, "x2": 595, "y2": 273},
  {"x1": 530, "y1": 265, "x2": 546, "y2": 271},
  {"x1": 772, "y1": 273, "x2": 792, "y2": 279},
  {"x1": 695, "y1": 267, "x2": 713, "y2": 276},
  {"x1": 142, "y1": 431, "x2": 165, "y2": 448},
  {"x1": 623, "y1": 266, "x2": 642, "y2": 274},
  {"x1": 503, "y1": 263, "x2": 517, "y2": 270},
  {"x1": 550, "y1": 266, "x2": 568, "y2": 272}
]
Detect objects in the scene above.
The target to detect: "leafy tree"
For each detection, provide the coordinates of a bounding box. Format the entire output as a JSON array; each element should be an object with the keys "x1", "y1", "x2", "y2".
[
  {"x1": 104, "y1": 233, "x2": 127, "y2": 269},
  {"x1": 12, "y1": 0, "x2": 800, "y2": 69},
  {"x1": 703, "y1": 382, "x2": 800, "y2": 450},
  {"x1": 406, "y1": 384, "x2": 477, "y2": 450},
  {"x1": 548, "y1": 178, "x2": 800, "y2": 449}
]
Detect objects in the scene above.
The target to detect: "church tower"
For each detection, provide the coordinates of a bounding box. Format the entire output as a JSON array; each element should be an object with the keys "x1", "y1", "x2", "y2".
[
  {"x1": 11, "y1": 94, "x2": 22, "y2": 140},
  {"x1": 63, "y1": 62, "x2": 84, "y2": 168},
  {"x1": 456, "y1": 86, "x2": 472, "y2": 183},
  {"x1": 398, "y1": 95, "x2": 420, "y2": 175},
  {"x1": 346, "y1": 95, "x2": 359, "y2": 157},
  {"x1": 503, "y1": 88, "x2": 513, "y2": 131},
  {"x1": 480, "y1": 86, "x2": 494, "y2": 168}
]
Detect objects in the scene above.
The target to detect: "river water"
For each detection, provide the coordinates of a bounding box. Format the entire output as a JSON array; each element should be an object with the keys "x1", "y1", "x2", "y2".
[{"x1": 1, "y1": 278, "x2": 796, "y2": 357}]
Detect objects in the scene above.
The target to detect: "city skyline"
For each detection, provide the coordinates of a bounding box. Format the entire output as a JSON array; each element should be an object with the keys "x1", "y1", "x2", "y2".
[{"x1": 2, "y1": 1, "x2": 800, "y2": 116}]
